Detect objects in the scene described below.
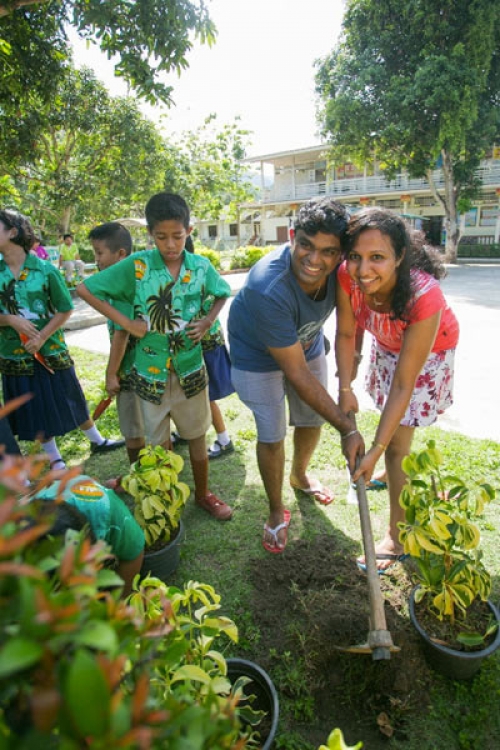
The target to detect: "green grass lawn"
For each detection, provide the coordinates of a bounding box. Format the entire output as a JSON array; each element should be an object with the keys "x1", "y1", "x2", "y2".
[{"x1": 40, "y1": 347, "x2": 500, "y2": 749}]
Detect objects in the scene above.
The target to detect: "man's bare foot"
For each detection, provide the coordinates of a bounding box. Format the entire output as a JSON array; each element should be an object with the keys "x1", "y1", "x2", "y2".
[{"x1": 262, "y1": 509, "x2": 291, "y2": 553}]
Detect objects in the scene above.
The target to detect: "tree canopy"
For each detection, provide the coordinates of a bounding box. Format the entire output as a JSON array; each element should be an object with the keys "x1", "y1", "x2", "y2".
[
  {"x1": 1, "y1": 67, "x2": 169, "y2": 235},
  {"x1": 0, "y1": 0, "x2": 215, "y2": 111},
  {"x1": 316, "y1": 0, "x2": 500, "y2": 258},
  {"x1": 164, "y1": 115, "x2": 256, "y2": 222},
  {"x1": 0, "y1": 67, "x2": 256, "y2": 243}
]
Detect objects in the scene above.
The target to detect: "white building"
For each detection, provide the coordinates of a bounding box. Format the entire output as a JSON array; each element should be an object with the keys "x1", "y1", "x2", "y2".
[{"x1": 195, "y1": 144, "x2": 500, "y2": 252}]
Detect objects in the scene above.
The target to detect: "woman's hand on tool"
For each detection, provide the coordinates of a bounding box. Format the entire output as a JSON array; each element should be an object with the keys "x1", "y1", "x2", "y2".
[{"x1": 352, "y1": 448, "x2": 379, "y2": 484}]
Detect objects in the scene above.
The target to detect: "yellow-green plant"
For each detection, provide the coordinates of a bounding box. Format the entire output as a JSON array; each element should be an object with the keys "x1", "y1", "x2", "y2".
[
  {"x1": 129, "y1": 578, "x2": 267, "y2": 745},
  {"x1": 318, "y1": 728, "x2": 363, "y2": 749},
  {"x1": 121, "y1": 445, "x2": 189, "y2": 548},
  {"x1": 399, "y1": 440, "x2": 496, "y2": 643},
  {"x1": 229, "y1": 245, "x2": 274, "y2": 270},
  {"x1": 197, "y1": 246, "x2": 221, "y2": 269}
]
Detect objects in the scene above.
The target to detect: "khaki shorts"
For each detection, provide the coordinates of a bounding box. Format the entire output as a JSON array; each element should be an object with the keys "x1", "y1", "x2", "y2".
[
  {"x1": 116, "y1": 389, "x2": 144, "y2": 440},
  {"x1": 139, "y1": 372, "x2": 211, "y2": 446}
]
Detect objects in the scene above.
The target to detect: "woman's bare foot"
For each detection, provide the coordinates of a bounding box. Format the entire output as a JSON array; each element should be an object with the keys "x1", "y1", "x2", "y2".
[{"x1": 357, "y1": 535, "x2": 407, "y2": 573}]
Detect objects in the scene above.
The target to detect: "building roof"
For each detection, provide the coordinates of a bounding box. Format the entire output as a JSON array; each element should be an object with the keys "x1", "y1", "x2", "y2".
[{"x1": 245, "y1": 144, "x2": 328, "y2": 167}]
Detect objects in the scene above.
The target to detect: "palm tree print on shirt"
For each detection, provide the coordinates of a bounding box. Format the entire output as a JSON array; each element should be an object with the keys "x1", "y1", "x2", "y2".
[
  {"x1": 0, "y1": 280, "x2": 20, "y2": 315},
  {"x1": 146, "y1": 283, "x2": 184, "y2": 334}
]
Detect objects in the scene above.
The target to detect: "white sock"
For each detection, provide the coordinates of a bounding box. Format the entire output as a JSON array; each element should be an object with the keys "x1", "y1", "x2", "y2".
[
  {"x1": 42, "y1": 438, "x2": 65, "y2": 466},
  {"x1": 82, "y1": 426, "x2": 105, "y2": 445},
  {"x1": 216, "y1": 431, "x2": 230, "y2": 446}
]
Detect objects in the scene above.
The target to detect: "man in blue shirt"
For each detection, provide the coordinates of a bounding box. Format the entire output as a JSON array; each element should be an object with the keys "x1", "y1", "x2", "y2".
[{"x1": 228, "y1": 198, "x2": 364, "y2": 553}]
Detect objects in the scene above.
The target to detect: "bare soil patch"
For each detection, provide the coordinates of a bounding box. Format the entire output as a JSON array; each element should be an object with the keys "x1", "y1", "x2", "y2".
[{"x1": 248, "y1": 535, "x2": 432, "y2": 748}]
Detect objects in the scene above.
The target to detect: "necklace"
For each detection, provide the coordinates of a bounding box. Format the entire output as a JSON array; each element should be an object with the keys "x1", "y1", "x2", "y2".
[
  {"x1": 313, "y1": 284, "x2": 324, "y2": 301},
  {"x1": 372, "y1": 297, "x2": 384, "y2": 306}
]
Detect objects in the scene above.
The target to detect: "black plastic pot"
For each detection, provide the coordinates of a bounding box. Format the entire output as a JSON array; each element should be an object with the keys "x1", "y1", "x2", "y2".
[
  {"x1": 226, "y1": 658, "x2": 279, "y2": 749},
  {"x1": 409, "y1": 586, "x2": 500, "y2": 680},
  {"x1": 140, "y1": 519, "x2": 184, "y2": 583}
]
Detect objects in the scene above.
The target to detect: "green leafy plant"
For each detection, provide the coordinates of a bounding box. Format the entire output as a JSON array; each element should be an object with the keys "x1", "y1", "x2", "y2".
[
  {"x1": 229, "y1": 245, "x2": 274, "y2": 270},
  {"x1": 318, "y1": 728, "x2": 363, "y2": 749},
  {"x1": 121, "y1": 445, "x2": 190, "y2": 548},
  {"x1": 399, "y1": 440, "x2": 497, "y2": 646},
  {"x1": 129, "y1": 578, "x2": 268, "y2": 746},
  {"x1": 197, "y1": 246, "x2": 222, "y2": 269},
  {"x1": 0, "y1": 450, "x2": 257, "y2": 748}
]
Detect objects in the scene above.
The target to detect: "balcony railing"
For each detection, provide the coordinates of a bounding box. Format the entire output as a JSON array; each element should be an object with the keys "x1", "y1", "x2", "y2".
[{"x1": 262, "y1": 163, "x2": 500, "y2": 204}]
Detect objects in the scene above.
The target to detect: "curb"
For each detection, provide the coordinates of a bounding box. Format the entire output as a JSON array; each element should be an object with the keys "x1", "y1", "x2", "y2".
[{"x1": 64, "y1": 271, "x2": 248, "y2": 332}]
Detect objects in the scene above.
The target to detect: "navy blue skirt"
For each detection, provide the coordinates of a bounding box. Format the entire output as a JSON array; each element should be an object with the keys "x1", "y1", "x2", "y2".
[
  {"x1": 3, "y1": 362, "x2": 90, "y2": 441},
  {"x1": 203, "y1": 345, "x2": 235, "y2": 402}
]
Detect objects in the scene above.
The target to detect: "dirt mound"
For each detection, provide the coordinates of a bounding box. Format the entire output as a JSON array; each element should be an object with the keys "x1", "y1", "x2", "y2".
[{"x1": 248, "y1": 535, "x2": 432, "y2": 748}]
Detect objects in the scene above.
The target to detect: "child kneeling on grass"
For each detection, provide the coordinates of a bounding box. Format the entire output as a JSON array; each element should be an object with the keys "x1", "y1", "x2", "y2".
[{"x1": 34, "y1": 473, "x2": 145, "y2": 597}]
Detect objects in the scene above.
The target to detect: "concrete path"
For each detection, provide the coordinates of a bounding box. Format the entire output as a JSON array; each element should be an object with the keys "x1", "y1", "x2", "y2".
[{"x1": 65, "y1": 265, "x2": 500, "y2": 443}]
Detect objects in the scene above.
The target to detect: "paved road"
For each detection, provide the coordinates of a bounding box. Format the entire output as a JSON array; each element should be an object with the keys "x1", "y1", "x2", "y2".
[{"x1": 66, "y1": 264, "x2": 500, "y2": 443}]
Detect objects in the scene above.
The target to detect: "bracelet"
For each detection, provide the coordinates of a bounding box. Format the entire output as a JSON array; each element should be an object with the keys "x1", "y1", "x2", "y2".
[
  {"x1": 354, "y1": 351, "x2": 363, "y2": 362},
  {"x1": 141, "y1": 315, "x2": 151, "y2": 332},
  {"x1": 341, "y1": 429, "x2": 359, "y2": 441},
  {"x1": 372, "y1": 441, "x2": 387, "y2": 452},
  {"x1": 339, "y1": 387, "x2": 352, "y2": 393}
]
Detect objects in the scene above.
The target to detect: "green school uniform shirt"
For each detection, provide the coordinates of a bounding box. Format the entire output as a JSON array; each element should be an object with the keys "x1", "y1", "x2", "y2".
[
  {"x1": 0, "y1": 254, "x2": 74, "y2": 375},
  {"x1": 83, "y1": 248, "x2": 231, "y2": 404},
  {"x1": 201, "y1": 318, "x2": 226, "y2": 353},
  {"x1": 106, "y1": 298, "x2": 137, "y2": 389},
  {"x1": 36, "y1": 475, "x2": 145, "y2": 561}
]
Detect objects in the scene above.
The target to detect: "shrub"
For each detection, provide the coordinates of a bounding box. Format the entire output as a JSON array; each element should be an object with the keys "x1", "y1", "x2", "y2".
[
  {"x1": 77, "y1": 244, "x2": 95, "y2": 263},
  {"x1": 0, "y1": 448, "x2": 257, "y2": 748},
  {"x1": 229, "y1": 245, "x2": 275, "y2": 270},
  {"x1": 197, "y1": 246, "x2": 222, "y2": 270},
  {"x1": 457, "y1": 243, "x2": 500, "y2": 258}
]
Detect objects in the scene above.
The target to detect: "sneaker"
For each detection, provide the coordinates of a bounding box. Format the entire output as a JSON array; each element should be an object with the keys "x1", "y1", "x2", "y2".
[
  {"x1": 91, "y1": 438, "x2": 126, "y2": 454},
  {"x1": 50, "y1": 458, "x2": 66, "y2": 471},
  {"x1": 171, "y1": 431, "x2": 189, "y2": 446},
  {"x1": 208, "y1": 439, "x2": 235, "y2": 460},
  {"x1": 195, "y1": 492, "x2": 233, "y2": 521}
]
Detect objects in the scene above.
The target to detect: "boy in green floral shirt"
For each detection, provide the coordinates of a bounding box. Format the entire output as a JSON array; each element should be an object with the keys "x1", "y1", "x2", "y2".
[{"x1": 77, "y1": 193, "x2": 233, "y2": 521}]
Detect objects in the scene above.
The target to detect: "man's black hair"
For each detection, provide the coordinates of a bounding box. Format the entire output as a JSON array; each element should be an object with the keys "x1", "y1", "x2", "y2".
[{"x1": 293, "y1": 198, "x2": 349, "y2": 247}]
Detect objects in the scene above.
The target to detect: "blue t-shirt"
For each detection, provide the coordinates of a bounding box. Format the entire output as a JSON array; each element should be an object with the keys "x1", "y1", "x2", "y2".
[{"x1": 228, "y1": 244, "x2": 337, "y2": 372}]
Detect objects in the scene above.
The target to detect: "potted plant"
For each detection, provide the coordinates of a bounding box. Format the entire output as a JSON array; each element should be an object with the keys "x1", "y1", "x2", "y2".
[
  {"x1": 121, "y1": 445, "x2": 190, "y2": 581},
  {"x1": 129, "y1": 577, "x2": 279, "y2": 750},
  {"x1": 398, "y1": 440, "x2": 500, "y2": 679}
]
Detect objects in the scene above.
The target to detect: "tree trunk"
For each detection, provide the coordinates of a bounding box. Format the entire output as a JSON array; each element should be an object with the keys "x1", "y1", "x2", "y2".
[
  {"x1": 60, "y1": 207, "x2": 72, "y2": 235},
  {"x1": 426, "y1": 151, "x2": 460, "y2": 262},
  {"x1": 235, "y1": 205, "x2": 241, "y2": 248}
]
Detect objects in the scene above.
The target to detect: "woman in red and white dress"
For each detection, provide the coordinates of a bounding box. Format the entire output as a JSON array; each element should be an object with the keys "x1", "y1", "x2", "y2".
[{"x1": 336, "y1": 207, "x2": 459, "y2": 573}]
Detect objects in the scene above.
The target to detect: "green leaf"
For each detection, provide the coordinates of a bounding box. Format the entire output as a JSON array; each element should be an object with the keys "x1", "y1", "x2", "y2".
[
  {"x1": 97, "y1": 568, "x2": 127, "y2": 589},
  {"x1": 319, "y1": 727, "x2": 363, "y2": 750},
  {"x1": 0, "y1": 637, "x2": 43, "y2": 678},
  {"x1": 73, "y1": 621, "x2": 118, "y2": 653},
  {"x1": 456, "y1": 631, "x2": 487, "y2": 647},
  {"x1": 171, "y1": 664, "x2": 212, "y2": 684},
  {"x1": 65, "y1": 649, "x2": 110, "y2": 738}
]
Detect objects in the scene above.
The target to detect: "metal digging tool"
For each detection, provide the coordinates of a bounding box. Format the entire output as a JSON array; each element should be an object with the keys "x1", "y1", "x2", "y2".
[{"x1": 337, "y1": 416, "x2": 400, "y2": 660}]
